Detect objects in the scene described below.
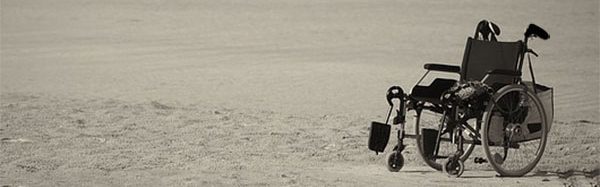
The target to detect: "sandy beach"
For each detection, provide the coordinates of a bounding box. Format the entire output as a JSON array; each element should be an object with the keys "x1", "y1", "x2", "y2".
[{"x1": 1, "y1": 0, "x2": 599, "y2": 186}]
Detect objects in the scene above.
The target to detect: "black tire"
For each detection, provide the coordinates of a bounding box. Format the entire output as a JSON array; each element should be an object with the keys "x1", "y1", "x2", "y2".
[
  {"x1": 482, "y1": 84, "x2": 548, "y2": 177},
  {"x1": 414, "y1": 110, "x2": 477, "y2": 171},
  {"x1": 442, "y1": 157, "x2": 465, "y2": 178},
  {"x1": 387, "y1": 151, "x2": 404, "y2": 172}
]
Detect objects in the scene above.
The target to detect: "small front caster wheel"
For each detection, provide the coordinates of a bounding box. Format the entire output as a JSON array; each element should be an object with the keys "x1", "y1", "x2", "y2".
[
  {"x1": 442, "y1": 157, "x2": 464, "y2": 177},
  {"x1": 387, "y1": 151, "x2": 404, "y2": 172}
]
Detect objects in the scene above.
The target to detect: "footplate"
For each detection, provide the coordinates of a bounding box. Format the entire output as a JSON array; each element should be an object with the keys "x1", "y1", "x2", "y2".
[{"x1": 368, "y1": 121, "x2": 391, "y2": 154}]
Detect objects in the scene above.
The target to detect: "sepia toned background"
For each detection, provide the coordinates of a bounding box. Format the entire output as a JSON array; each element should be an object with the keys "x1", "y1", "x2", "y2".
[{"x1": 1, "y1": 0, "x2": 598, "y2": 186}]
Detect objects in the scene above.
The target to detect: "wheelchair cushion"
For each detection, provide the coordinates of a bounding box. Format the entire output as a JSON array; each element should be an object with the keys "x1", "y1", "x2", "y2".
[
  {"x1": 411, "y1": 78, "x2": 457, "y2": 104},
  {"x1": 441, "y1": 81, "x2": 493, "y2": 111}
]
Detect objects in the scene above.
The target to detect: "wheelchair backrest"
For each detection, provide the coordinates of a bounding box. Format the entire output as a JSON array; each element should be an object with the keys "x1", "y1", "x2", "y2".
[{"x1": 460, "y1": 37, "x2": 524, "y2": 89}]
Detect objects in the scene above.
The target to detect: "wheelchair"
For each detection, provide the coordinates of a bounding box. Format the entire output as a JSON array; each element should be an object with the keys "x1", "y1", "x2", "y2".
[{"x1": 368, "y1": 20, "x2": 554, "y2": 177}]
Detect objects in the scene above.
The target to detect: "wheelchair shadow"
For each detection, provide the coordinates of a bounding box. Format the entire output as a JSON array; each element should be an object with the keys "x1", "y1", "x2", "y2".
[
  {"x1": 527, "y1": 170, "x2": 600, "y2": 187},
  {"x1": 400, "y1": 170, "x2": 439, "y2": 175},
  {"x1": 399, "y1": 168, "x2": 599, "y2": 179},
  {"x1": 461, "y1": 175, "x2": 495, "y2": 179},
  {"x1": 461, "y1": 169, "x2": 497, "y2": 179},
  {"x1": 528, "y1": 169, "x2": 600, "y2": 179},
  {"x1": 461, "y1": 168, "x2": 600, "y2": 179},
  {"x1": 462, "y1": 169, "x2": 600, "y2": 179},
  {"x1": 402, "y1": 168, "x2": 497, "y2": 178}
]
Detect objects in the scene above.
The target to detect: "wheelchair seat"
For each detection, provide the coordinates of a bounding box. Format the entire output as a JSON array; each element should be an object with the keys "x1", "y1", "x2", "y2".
[{"x1": 411, "y1": 78, "x2": 456, "y2": 104}]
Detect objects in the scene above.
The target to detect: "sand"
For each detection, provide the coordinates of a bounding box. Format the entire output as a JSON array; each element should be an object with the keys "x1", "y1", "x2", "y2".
[{"x1": 1, "y1": 0, "x2": 599, "y2": 186}]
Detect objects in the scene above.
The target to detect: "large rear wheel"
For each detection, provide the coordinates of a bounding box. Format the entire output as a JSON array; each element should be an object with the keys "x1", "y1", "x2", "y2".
[{"x1": 482, "y1": 84, "x2": 548, "y2": 177}]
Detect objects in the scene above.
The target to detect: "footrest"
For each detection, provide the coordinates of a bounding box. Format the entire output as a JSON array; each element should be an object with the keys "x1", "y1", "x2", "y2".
[{"x1": 368, "y1": 121, "x2": 391, "y2": 153}]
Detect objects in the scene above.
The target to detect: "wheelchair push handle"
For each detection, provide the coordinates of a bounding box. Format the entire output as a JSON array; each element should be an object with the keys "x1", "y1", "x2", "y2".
[
  {"x1": 524, "y1": 24, "x2": 550, "y2": 40},
  {"x1": 523, "y1": 24, "x2": 549, "y2": 59}
]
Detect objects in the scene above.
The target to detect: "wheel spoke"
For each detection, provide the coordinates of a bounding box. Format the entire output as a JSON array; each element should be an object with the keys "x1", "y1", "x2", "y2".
[{"x1": 482, "y1": 86, "x2": 547, "y2": 177}]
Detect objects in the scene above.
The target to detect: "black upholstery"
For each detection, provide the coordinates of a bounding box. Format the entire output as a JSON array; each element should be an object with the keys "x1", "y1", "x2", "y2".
[
  {"x1": 411, "y1": 78, "x2": 457, "y2": 104},
  {"x1": 487, "y1": 69, "x2": 521, "y2": 77},
  {"x1": 461, "y1": 38, "x2": 523, "y2": 84},
  {"x1": 424, "y1": 63, "x2": 461, "y2": 73},
  {"x1": 411, "y1": 37, "x2": 524, "y2": 105},
  {"x1": 461, "y1": 38, "x2": 523, "y2": 90}
]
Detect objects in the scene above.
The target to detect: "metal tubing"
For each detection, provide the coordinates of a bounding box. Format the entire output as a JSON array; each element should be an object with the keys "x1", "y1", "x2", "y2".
[{"x1": 416, "y1": 70, "x2": 430, "y2": 86}]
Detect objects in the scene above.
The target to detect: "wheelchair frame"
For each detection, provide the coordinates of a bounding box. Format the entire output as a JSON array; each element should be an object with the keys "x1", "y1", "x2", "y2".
[{"x1": 368, "y1": 20, "x2": 552, "y2": 177}]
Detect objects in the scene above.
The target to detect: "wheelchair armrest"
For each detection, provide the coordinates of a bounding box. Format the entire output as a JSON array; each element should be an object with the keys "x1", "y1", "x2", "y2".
[
  {"x1": 486, "y1": 69, "x2": 521, "y2": 76},
  {"x1": 423, "y1": 63, "x2": 461, "y2": 73}
]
